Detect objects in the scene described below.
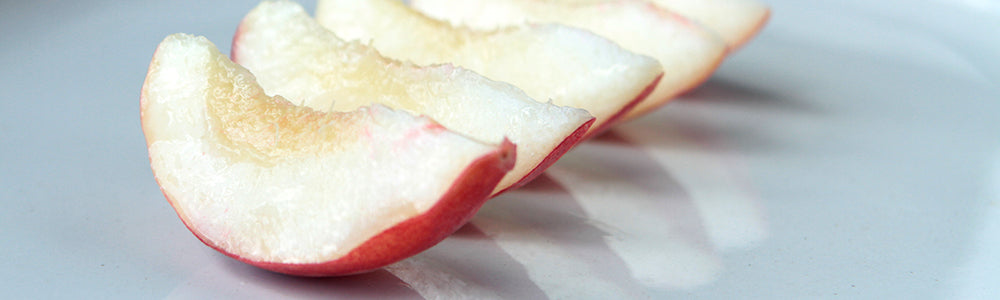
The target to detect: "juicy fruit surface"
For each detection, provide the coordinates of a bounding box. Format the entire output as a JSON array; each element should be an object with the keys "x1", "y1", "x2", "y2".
[
  {"x1": 234, "y1": 1, "x2": 594, "y2": 195},
  {"x1": 409, "y1": 0, "x2": 728, "y2": 119},
  {"x1": 142, "y1": 34, "x2": 510, "y2": 266},
  {"x1": 315, "y1": 0, "x2": 662, "y2": 136}
]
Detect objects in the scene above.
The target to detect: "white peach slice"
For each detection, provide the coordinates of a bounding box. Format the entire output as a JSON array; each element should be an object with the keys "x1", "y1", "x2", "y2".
[
  {"x1": 314, "y1": 0, "x2": 663, "y2": 137},
  {"x1": 141, "y1": 33, "x2": 515, "y2": 276},
  {"x1": 409, "y1": 0, "x2": 728, "y2": 120},
  {"x1": 233, "y1": 1, "x2": 594, "y2": 196}
]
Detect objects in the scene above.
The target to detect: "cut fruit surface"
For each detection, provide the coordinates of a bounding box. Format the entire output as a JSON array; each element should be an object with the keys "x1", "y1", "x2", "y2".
[
  {"x1": 648, "y1": 0, "x2": 770, "y2": 49},
  {"x1": 141, "y1": 33, "x2": 515, "y2": 276},
  {"x1": 314, "y1": 0, "x2": 662, "y2": 137},
  {"x1": 409, "y1": 0, "x2": 728, "y2": 120},
  {"x1": 233, "y1": 1, "x2": 593, "y2": 196}
]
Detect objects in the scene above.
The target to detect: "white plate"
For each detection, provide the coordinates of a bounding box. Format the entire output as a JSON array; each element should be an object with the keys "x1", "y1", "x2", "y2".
[{"x1": 2, "y1": 0, "x2": 998, "y2": 298}]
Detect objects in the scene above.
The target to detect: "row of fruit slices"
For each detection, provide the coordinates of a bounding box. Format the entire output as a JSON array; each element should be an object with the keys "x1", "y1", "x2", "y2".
[{"x1": 141, "y1": 0, "x2": 769, "y2": 276}]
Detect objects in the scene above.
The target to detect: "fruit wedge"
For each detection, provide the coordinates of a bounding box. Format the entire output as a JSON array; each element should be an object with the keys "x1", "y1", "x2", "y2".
[
  {"x1": 141, "y1": 33, "x2": 516, "y2": 276},
  {"x1": 408, "y1": 0, "x2": 728, "y2": 120},
  {"x1": 314, "y1": 0, "x2": 663, "y2": 136},
  {"x1": 233, "y1": 1, "x2": 594, "y2": 196},
  {"x1": 647, "y1": 0, "x2": 770, "y2": 49}
]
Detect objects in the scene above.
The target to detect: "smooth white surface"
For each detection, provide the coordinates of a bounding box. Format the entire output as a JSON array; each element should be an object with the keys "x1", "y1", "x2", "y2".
[{"x1": 1, "y1": 0, "x2": 998, "y2": 298}]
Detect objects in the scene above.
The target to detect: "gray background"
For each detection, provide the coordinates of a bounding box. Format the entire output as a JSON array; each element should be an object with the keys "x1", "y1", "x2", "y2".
[{"x1": 2, "y1": 0, "x2": 999, "y2": 298}]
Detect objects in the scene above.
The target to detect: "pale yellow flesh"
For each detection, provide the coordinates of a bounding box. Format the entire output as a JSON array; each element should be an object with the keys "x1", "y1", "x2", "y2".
[
  {"x1": 235, "y1": 1, "x2": 592, "y2": 195},
  {"x1": 408, "y1": 0, "x2": 728, "y2": 119},
  {"x1": 315, "y1": 0, "x2": 662, "y2": 134},
  {"x1": 142, "y1": 34, "x2": 500, "y2": 264}
]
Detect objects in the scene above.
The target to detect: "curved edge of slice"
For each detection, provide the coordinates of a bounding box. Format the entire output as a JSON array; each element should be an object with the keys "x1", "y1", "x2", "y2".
[
  {"x1": 475, "y1": 23, "x2": 664, "y2": 137},
  {"x1": 590, "y1": 1, "x2": 727, "y2": 120},
  {"x1": 592, "y1": 73, "x2": 660, "y2": 136},
  {"x1": 314, "y1": 0, "x2": 662, "y2": 138},
  {"x1": 731, "y1": 7, "x2": 770, "y2": 52},
  {"x1": 408, "y1": 0, "x2": 728, "y2": 120},
  {"x1": 496, "y1": 116, "x2": 592, "y2": 195},
  {"x1": 141, "y1": 33, "x2": 515, "y2": 276},
  {"x1": 179, "y1": 139, "x2": 516, "y2": 276},
  {"x1": 649, "y1": 0, "x2": 771, "y2": 50},
  {"x1": 232, "y1": 1, "x2": 594, "y2": 196}
]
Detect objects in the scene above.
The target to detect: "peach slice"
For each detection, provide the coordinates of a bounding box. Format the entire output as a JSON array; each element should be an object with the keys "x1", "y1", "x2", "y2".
[
  {"x1": 409, "y1": 0, "x2": 728, "y2": 120},
  {"x1": 232, "y1": 1, "x2": 594, "y2": 196},
  {"x1": 314, "y1": 0, "x2": 663, "y2": 137},
  {"x1": 648, "y1": 0, "x2": 771, "y2": 50},
  {"x1": 141, "y1": 33, "x2": 515, "y2": 276}
]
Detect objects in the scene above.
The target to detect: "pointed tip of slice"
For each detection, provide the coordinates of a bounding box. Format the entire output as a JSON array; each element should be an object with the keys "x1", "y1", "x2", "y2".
[
  {"x1": 593, "y1": 73, "x2": 662, "y2": 133},
  {"x1": 727, "y1": 7, "x2": 770, "y2": 52},
  {"x1": 492, "y1": 117, "x2": 593, "y2": 196}
]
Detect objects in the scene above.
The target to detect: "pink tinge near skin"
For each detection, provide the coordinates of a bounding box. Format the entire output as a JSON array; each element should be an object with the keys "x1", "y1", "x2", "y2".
[
  {"x1": 587, "y1": 73, "x2": 660, "y2": 137},
  {"x1": 646, "y1": 0, "x2": 772, "y2": 51},
  {"x1": 494, "y1": 118, "x2": 593, "y2": 196}
]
